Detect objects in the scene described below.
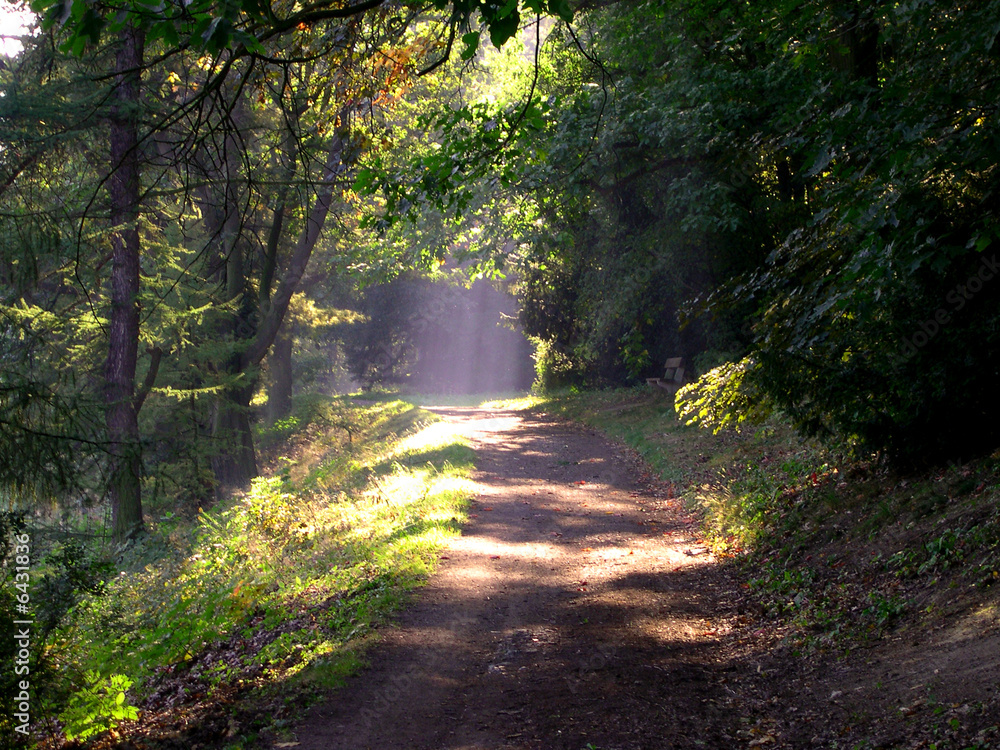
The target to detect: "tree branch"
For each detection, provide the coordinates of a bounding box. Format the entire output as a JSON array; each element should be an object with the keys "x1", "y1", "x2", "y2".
[
  {"x1": 241, "y1": 123, "x2": 347, "y2": 368},
  {"x1": 133, "y1": 346, "x2": 163, "y2": 413}
]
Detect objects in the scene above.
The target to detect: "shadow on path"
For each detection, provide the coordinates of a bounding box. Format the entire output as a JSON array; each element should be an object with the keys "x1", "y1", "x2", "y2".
[{"x1": 291, "y1": 408, "x2": 742, "y2": 750}]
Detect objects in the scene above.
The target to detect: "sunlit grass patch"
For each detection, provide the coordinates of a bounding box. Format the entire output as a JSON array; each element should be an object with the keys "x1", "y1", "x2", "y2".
[
  {"x1": 53, "y1": 396, "x2": 475, "y2": 744},
  {"x1": 389, "y1": 418, "x2": 474, "y2": 466},
  {"x1": 352, "y1": 387, "x2": 538, "y2": 410},
  {"x1": 479, "y1": 393, "x2": 544, "y2": 410},
  {"x1": 399, "y1": 390, "x2": 532, "y2": 408}
]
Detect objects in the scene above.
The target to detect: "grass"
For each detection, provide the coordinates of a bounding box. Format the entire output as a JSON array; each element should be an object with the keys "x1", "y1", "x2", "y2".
[
  {"x1": 41, "y1": 395, "x2": 476, "y2": 747},
  {"x1": 404, "y1": 391, "x2": 540, "y2": 408}
]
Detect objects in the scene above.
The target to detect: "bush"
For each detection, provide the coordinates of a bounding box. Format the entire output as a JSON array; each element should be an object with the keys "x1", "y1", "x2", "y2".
[
  {"x1": 530, "y1": 337, "x2": 581, "y2": 392},
  {"x1": 674, "y1": 357, "x2": 772, "y2": 434},
  {"x1": 59, "y1": 672, "x2": 138, "y2": 742}
]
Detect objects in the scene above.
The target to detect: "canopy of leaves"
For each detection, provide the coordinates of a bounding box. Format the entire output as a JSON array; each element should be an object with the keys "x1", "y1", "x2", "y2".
[{"x1": 357, "y1": 0, "x2": 1000, "y2": 463}]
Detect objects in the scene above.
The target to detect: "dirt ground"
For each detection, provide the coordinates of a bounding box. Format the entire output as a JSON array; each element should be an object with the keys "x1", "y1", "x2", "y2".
[
  {"x1": 290, "y1": 407, "x2": 745, "y2": 750},
  {"x1": 288, "y1": 407, "x2": 1000, "y2": 750}
]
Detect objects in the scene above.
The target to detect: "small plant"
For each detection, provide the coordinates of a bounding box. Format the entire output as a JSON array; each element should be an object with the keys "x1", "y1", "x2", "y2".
[
  {"x1": 918, "y1": 529, "x2": 961, "y2": 575},
  {"x1": 59, "y1": 672, "x2": 139, "y2": 741},
  {"x1": 861, "y1": 592, "x2": 907, "y2": 627},
  {"x1": 888, "y1": 548, "x2": 921, "y2": 578}
]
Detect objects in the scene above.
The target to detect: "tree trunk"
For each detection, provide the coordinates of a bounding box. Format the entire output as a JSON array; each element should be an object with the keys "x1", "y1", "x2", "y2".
[
  {"x1": 210, "y1": 382, "x2": 258, "y2": 494},
  {"x1": 266, "y1": 326, "x2": 294, "y2": 424},
  {"x1": 209, "y1": 252, "x2": 261, "y2": 492},
  {"x1": 106, "y1": 23, "x2": 146, "y2": 543},
  {"x1": 210, "y1": 110, "x2": 348, "y2": 492}
]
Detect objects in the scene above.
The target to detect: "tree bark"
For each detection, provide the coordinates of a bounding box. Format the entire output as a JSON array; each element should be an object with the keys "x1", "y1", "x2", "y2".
[
  {"x1": 266, "y1": 325, "x2": 295, "y2": 424},
  {"x1": 106, "y1": 23, "x2": 146, "y2": 542}
]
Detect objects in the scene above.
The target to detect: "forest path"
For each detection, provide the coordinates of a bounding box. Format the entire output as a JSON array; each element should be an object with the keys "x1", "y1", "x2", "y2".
[{"x1": 291, "y1": 407, "x2": 743, "y2": 750}]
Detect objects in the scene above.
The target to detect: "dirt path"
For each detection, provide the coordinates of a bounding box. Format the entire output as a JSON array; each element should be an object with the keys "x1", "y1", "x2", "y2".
[{"x1": 290, "y1": 407, "x2": 748, "y2": 750}]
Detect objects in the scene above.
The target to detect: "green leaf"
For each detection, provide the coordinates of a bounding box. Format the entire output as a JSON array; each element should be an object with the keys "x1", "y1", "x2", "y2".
[
  {"x1": 497, "y1": 0, "x2": 518, "y2": 19},
  {"x1": 353, "y1": 168, "x2": 376, "y2": 195},
  {"x1": 460, "y1": 31, "x2": 480, "y2": 60},
  {"x1": 233, "y1": 30, "x2": 265, "y2": 54},
  {"x1": 487, "y1": 11, "x2": 519, "y2": 49},
  {"x1": 547, "y1": 0, "x2": 573, "y2": 22},
  {"x1": 147, "y1": 21, "x2": 181, "y2": 48}
]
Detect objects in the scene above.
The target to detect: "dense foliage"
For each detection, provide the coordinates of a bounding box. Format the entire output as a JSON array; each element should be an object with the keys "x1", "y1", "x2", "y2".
[
  {"x1": 601, "y1": 0, "x2": 999, "y2": 463},
  {"x1": 362, "y1": 0, "x2": 1000, "y2": 462}
]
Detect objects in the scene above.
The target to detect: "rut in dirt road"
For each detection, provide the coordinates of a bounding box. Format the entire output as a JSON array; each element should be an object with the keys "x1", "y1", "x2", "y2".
[{"x1": 291, "y1": 408, "x2": 743, "y2": 750}]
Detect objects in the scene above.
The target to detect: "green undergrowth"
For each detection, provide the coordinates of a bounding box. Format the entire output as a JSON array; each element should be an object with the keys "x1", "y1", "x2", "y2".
[
  {"x1": 521, "y1": 387, "x2": 1000, "y2": 652},
  {"x1": 45, "y1": 395, "x2": 475, "y2": 746}
]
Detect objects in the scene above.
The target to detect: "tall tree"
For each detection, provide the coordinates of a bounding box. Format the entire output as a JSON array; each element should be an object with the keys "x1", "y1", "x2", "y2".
[{"x1": 105, "y1": 21, "x2": 147, "y2": 540}]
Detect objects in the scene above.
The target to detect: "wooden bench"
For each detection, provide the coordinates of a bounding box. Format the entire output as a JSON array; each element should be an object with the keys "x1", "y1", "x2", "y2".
[{"x1": 646, "y1": 357, "x2": 685, "y2": 391}]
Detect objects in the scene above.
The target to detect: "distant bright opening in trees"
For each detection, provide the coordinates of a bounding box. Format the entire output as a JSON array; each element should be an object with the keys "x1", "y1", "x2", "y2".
[
  {"x1": 410, "y1": 279, "x2": 534, "y2": 395},
  {"x1": 344, "y1": 276, "x2": 535, "y2": 395}
]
